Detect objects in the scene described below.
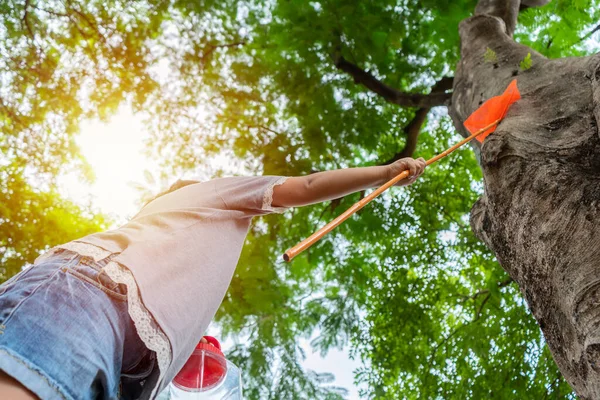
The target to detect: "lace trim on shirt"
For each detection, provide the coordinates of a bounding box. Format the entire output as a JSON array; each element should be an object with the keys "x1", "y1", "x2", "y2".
[
  {"x1": 59, "y1": 242, "x2": 112, "y2": 261},
  {"x1": 104, "y1": 261, "x2": 172, "y2": 398},
  {"x1": 262, "y1": 176, "x2": 289, "y2": 214},
  {"x1": 35, "y1": 242, "x2": 112, "y2": 264}
]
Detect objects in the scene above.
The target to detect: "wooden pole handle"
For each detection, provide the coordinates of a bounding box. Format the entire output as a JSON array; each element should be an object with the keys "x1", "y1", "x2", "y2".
[{"x1": 283, "y1": 119, "x2": 501, "y2": 262}]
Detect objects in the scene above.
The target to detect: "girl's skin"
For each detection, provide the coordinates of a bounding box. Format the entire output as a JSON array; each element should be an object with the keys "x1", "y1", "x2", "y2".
[
  {"x1": 0, "y1": 371, "x2": 35, "y2": 400},
  {"x1": 0, "y1": 157, "x2": 426, "y2": 399},
  {"x1": 272, "y1": 158, "x2": 426, "y2": 207}
]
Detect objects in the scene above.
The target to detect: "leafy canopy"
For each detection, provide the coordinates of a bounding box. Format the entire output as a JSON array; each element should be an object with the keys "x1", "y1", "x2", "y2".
[{"x1": 3, "y1": 0, "x2": 600, "y2": 398}]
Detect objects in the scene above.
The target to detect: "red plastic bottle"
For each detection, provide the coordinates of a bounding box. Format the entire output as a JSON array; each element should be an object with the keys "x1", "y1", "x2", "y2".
[{"x1": 160, "y1": 336, "x2": 243, "y2": 400}]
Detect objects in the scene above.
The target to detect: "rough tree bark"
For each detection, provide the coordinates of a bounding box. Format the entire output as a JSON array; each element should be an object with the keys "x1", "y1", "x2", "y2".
[{"x1": 450, "y1": 0, "x2": 600, "y2": 397}]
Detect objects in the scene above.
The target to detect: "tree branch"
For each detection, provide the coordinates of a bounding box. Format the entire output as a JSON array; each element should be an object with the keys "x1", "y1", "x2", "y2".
[
  {"x1": 22, "y1": 0, "x2": 34, "y2": 39},
  {"x1": 475, "y1": 0, "x2": 521, "y2": 37},
  {"x1": 457, "y1": 277, "x2": 514, "y2": 303},
  {"x1": 383, "y1": 108, "x2": 429, "y2": 162},
  {"x1": 31, "y1": 4, "x2": 70, "y2": 18},
  {"x1": 576, "y1": 23, "x2": 600, "y2": 45},
  {"x1": 476, "y1": 0, "x2": 550, "y2": 37},
  {"x1": 381, "y1": 77, "x2": 454, "y2": 162},
  {"x1": 475, "y1": 292, "x2": 491, "y2": 319},
  {"x1": 332, "y1": 54, "x2": 452, "y2": 108},
  {"x1": 426, "y1": 319, "x2": 471, "y2": 377},
  {"x1": 66, "y1": 0, "x2": 111, "y2": 43}
]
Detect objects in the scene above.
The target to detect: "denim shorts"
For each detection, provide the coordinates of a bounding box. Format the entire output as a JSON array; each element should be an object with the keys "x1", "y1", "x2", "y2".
[{"x1": 0, "y1": 249, "x2": 156, "y2": 400}]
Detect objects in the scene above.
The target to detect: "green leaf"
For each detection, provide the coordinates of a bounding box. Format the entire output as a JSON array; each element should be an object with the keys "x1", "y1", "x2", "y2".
[
  {"x1": 520, "y1": 52, "x2": 533, "y2": 70},
  {"x1": 484, "y1": 47, "x2": 498, "y2": 63},
  {"x1": 371, "y1": 31, "x2": 388, "y2": 49},
  {"x1": 144, "y1": 170, "x2": 155, "y2": 185}
]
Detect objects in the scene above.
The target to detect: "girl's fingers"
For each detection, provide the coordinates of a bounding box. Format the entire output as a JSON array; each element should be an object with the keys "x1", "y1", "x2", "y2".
[
  {"x1": 417, "y1": 158, "x2": 426, "y2": 176},
  {"x1": 392, "y1": 158, "x2": 425, "y2": 186},
  {"x1": 408, "y1": 161, "x2": 417, "y2": 178}
]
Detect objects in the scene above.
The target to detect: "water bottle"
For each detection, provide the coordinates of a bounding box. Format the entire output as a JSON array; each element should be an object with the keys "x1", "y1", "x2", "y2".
[{"x1": 158, "y1": 336, "x2": 243, "y2": 399}]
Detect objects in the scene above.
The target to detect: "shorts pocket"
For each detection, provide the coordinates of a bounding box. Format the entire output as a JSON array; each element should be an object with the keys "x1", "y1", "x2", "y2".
[
  {"x1": 97, "y1": 269, "x2": 127, "y2": 297},
  {"x1": 63, "y1": 265, "x2": 128, "y2": 302}
]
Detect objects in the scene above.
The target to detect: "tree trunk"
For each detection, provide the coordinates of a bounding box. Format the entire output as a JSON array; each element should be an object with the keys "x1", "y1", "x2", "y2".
[{"x1": 451, "y1": 3, "x2": 600, "y2": 399}]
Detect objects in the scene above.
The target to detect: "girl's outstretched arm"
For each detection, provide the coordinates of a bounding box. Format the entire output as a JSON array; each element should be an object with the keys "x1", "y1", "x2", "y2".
[{"x1": 272, "y1": 157, "x2": 426, "y2": 208}]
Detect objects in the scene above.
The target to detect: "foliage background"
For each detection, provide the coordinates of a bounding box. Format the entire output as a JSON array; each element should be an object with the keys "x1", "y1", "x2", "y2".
[{"x1": 2, "y1": 0, "x2": 600, "y2": 398}]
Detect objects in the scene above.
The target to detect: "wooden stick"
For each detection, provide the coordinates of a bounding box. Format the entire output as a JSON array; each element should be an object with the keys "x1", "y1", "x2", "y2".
[{"x1": 283, "y1": 119, "x2": 501, "y2": 262}]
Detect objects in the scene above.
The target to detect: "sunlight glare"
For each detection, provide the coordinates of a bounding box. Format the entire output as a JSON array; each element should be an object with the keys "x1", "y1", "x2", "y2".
[{"x1": 58, "y1": 106, "x2": 154, "y2": 223}]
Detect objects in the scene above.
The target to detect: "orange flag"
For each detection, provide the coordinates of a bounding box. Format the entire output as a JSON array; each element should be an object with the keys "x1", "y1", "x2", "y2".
[{"x1": 464, "y1": 79, "x2": 521, "y2": 143}]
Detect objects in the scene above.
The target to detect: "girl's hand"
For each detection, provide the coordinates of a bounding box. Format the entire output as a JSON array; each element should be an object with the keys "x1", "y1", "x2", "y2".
[{"x1": 387, "y1": 157, "x2": 426, "y2": 186}]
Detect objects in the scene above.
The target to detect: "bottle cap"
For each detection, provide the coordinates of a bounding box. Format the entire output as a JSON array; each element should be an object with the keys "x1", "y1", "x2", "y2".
[{"x1": 173, "y1": 336, "x2": 227, "y2": 391}]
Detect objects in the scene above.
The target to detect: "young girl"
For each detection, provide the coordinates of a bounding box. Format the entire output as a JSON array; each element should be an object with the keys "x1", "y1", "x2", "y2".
[{"x1": 0, "y1": 157, "x2": 426, "y2": 400}]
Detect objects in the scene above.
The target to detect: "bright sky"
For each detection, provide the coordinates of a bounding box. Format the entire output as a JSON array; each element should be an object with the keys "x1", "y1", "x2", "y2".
[
  {"x1": 57, "y1": 108, "x2": 363, "y2": 399},
  {"x1": 58, "y1": 108, "x2": 151, "y2": 221}
]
